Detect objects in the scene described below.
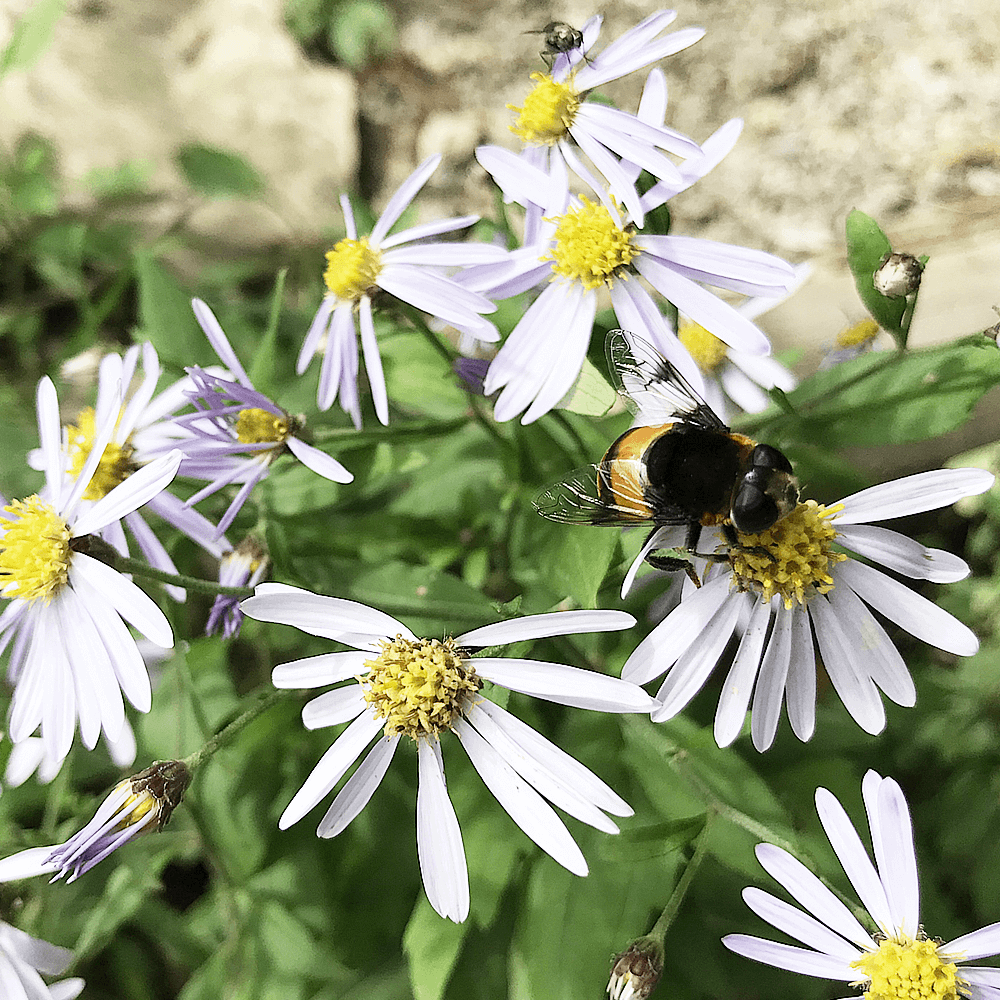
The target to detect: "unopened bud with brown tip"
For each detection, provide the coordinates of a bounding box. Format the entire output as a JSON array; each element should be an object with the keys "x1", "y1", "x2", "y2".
[
  {"x1": 608, "y1": 937, "x2": 664, "y2": 1000},
  {"x1": 873, "y1": 252, "x2": 924, "y2": 299}
]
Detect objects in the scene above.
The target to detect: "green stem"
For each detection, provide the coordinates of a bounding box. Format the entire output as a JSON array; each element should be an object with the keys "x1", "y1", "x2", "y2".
[
  {"x1": 115, "y1": 557, "x2": 254, "y2": 598},
  {"x1": 648, "y1": 812, "x2": 713, "y2": 941},
  {"x1": 182, "y1": 689, "x2": 286, "y2": 774}
]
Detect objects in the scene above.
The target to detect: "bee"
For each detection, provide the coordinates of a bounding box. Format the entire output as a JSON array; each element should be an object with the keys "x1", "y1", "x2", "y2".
[
  {"x1": 533, "y1": 330, "x2": 799, "y2": 583},
  {"x1": 525, "y1": 21, "x2": 588, "y2": 68}
]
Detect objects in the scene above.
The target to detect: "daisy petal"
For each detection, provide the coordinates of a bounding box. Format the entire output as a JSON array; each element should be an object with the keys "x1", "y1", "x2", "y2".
[
  {"x1": 192, "y1": 298, "x2": 253, "y2": 387},
  {"x1": 302, "y1": 685, "x2": 368, "y2": 729},
  {"x1": 873, "y1": 777, "x2": 920, "y2": 938},
  {"x1": 750, "y1": 602, "x2": 795, "y2": 752},
  {"x1": 835, "y1": 524, "x2": 969, "y2": 582},
  {"x1": 358, "y1": 296, "x2": 388, "y2": 425},
  {"x1": 742, "y1": 887, "x2": 863, "y2": 962},
  {"x1": 371, "y1": 154, "x2": 441, "y2": 245},
  {"x1": 784, "y1": 605, "x2": 817, "y2": 742},
  {"x1": 272, "y1": 652, "x2": 373, "y2": 688},
  {"x1": 317, "y1": 734, "x2": 399, "y2": 838},
  {"x1": 416, "y1": 738, "x2": 469, "y2": 922},
  {"x1": 722, "y1": 935, "x2": 858, "y2": 980},
  {"x1": 0, "y1": 846, "x2": 60, "y2": 882},
  {"x1": 36, "y1": 377, "x2": 65, "y2": 509},
  {"x1": 456, "y1": 610, "x2": 635, "y2": 647},
  {"x1": 285, "y1": 437, "x2": 354, "y2": 484},
  {"x1": 715, "y1": 595, "x2": 772, "y2": 747},
  {"x1": 946, "y1": 923, "x2": 1000, "y2": 962},
  {"x1": 835, "y1": 469, "x2": 995, "y2": 524}
]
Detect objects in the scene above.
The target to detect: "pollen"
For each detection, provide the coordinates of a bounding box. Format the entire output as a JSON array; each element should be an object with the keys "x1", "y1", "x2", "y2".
[
  {"x1": 836, "y1": 317, "x2": 880, "y2": 349},
  {"x1": 235, "y1": 407, "x2": 289, "y2": 447},
  {"x1": 678, "y1": 319, "x2": 729, "y2": 373},
  {"x1": 67, "y1": 407, "x2": 135, "y2": 501},
  {"x1": 323, "y1": 237, "x2": 382, "y2": 301},
  {"x1": 509, "y1": 72, "x2": 581, "y2": 144},
  {"x1": 546, "y1": 197, "x2": 638, "y2": 290},
  {"x1": 361, "y1": 636, "x2": 480, "y2": 741},
  {"x1": 0, "y1": 495, "x2": 72, "y2": 603},
  {"x1": 852, "y1": 935, "x2": 963, "y2": 1000},
  {"x1": 729, "y1": 500, "x2": 846, "y2": 609}
]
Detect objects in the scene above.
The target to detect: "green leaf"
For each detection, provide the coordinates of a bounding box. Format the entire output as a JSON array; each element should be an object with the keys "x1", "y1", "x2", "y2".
[
  {"x1": 248, "y1": 268, "x2": 288, "y2": 398},
  {"x1": 328, "y1": 0, "x2": 396, "y2": 68},
  {"x1": 0, "y1": 0, "x2": 67, "y2": 79},
  {"x1": 135, "y1": 252, "x2": 205, "y2": 367},
  {"x1": 381, "y1": 333, "x2": 470, "y2": 420},
  {"x1": 540, "y1": 524, "x2": 620, "y2": 608},
  {"x1": 845, "y1": 209, "x2": 907, "y2": 337},
  {"x1": 404, "y1": 898, "x2": 469, "y2": 1000},
  {"x1": 558, "y1": 355, "x2": 616, "y2": 417},
  {"x1": 177, "y1": 143, "x2": 266, "y2": 199}
]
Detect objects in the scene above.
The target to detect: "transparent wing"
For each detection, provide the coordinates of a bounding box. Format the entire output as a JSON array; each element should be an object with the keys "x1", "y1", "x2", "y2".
[{"x1": 606, "y1": 329, "x2": 727, "y2": 430}]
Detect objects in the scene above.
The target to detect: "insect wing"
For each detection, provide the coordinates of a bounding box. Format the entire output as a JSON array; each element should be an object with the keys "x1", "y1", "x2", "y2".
[
  {"x1": 533, "y1": 463, "x2": 655, "y2": 526},
  {"x1": 606, "y1": 329, "x2": 727, "y2": 431}
]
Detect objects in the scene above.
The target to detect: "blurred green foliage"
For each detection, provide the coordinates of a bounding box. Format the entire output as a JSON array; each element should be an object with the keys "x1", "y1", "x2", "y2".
[{"x1": 285, "y1": 0, "x2": 397, "y2": 68}]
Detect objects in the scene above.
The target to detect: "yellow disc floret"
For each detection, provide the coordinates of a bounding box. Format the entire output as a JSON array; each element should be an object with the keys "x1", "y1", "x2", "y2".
[
  {"x1": 837, "y1": 317, "x2": 881, "y2": 349},
  {"x1": 235, "y1": 408, "x2": 289, "y2": 447},
  {"x1": 729, "y1": 500, "x2": 846, "y2": 609},
  {"x1": 852, "y1": 935, "x2": 963, "y2": 1000},
  {"x1": 323, "y1": 237, "x2": 383, "y2": 301},
  {"x1": 509, "y1": 72, "x2": 581, "y2": 144},
  {"x1": 67, "y1": 407, "x2": 135, "y2": 501},
  {"x1": 362, "y1": 636, "x2": 480, "y2": 740},
  {"x1": 0, "y1": 495, "x2": 72, "y2": 603},
  {"x1": 546, "y1": 197, "x2": 638, "y2": 290},
  {"x1": 678, "y1": 319, "x2": 729, "y2": 374}
]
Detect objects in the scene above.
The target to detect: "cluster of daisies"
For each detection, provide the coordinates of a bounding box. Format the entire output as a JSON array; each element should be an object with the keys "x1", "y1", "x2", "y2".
[{"x1": 1, "y1": 8, "x2": 998, "y2": 999}]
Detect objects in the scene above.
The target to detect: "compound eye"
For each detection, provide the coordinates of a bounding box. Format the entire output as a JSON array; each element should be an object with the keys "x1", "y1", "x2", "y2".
[
  {"x1": 750, "y1": 444, "x2": 793, "y2": 474},
  {"x1": 732, "y1": 481, "x2": 780, "y2": 534}
]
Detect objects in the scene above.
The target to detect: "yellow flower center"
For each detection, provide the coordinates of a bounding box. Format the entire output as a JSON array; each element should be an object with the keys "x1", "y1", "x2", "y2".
[
  {"x1": 235, "y1": 408, "x2": 290, "y2": 447},
  {"x1": 361, "y1": 636, "x2": 480, "y2": 741},
  {"x1": 836, "y1": 317, "x2": 880, "y2": 349},
  {"x1": 0, "y1": 495, "x2": 72, "y2": 603},
  {"x1": 852, "y1": 935, "x2": 963, "y2": 1000},
  {"x1": 679, "y1": 319, "x2": 729, "y2": 373},
  {"x1": 66, "y1": 407, "x2": 135, "y2": 501},
  {"x1": 546, "y1": 197, "x2": 638, "y2": 290},
  {"x1": 111, "y1": 780, "x2": 158, "y2": 832},
  {"x1": 729, "y1": 500, "x2": 846, "y2": 609},
  {"x1": 509, "y1": 72, "x2": 581, "y2": 144},
  {"x1": 323, "y1": 237, "x2": 383, "y2": 301}
]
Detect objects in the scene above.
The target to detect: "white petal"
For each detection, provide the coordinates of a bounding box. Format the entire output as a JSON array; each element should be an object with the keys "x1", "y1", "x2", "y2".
[
  {"x1": 454, "y1": 717, "x2": 587, "y2": 876},
  {"x1": 371, "y1": 154, "x2": 441, "y2": 245},
  {"x1": 298, "y1": 298, "x2": 333, "y2": 373},
  {"x1": 317, "y1": 734, "x2": 399, "y2": 838},
  {"x1": 192, "y1": 298, "x2": 253, "y2": 386},
  {"x1": 72, "y1": 451, "x2": 182, "y2": 537},
  {"x1": 722, "y1": 935, "x2": 859, "y2": 980},
  {"x1": 456, "y1": 610, "x2": 635, "y2": 647},
  {"x1": 742, "y1": 887, "x2": 864, "y2": 962},
  {"x1": 959, "y1": 968, "x2": 1000, "y2": 988},
  {"x1": 242, "y1": 585, "x2": 412, "y2": 641},
  {"x1": 784, "y1": 604, "x2": 817, "y2": 742},
  {"x1": 475, "y1": 145, "x2": 555, "y2": 209},
  {"x1": 474, "y1": 657, "x2": 655, "y2": 713},
  {"x1": 36, "y1": 376, "x2": 65, "y2": 509},
  {"x1": 814, "y1": 788, "x2": 894, "y2": 936},
  {"x1": 272, "y1": 653, "x2": 373, "y2": 689},
  {"x1": 70, "y1": 554, "x2": 172, "y2": 648},
  {"x1": 0, "y1": 846, "x2": 60, "y2": 881},
  {"x1": 755, "y1": 842, "x2": 876, "y2": 950},
  {"x1": 750, "y1": 603, "x2": 795, "y2": 752},
  {"x1": 278, "y1": 710, "x2": 383, "y2": 829},
  {"x1": 835, "y1": 469, "x2": 995, "y2": 524},
  {"x1": 301, "y1": 686, "x2": 368, "y2": 729},
  {"x1": 946, "y1": 922, "x2": 1000, "y2": 962},
  {"x1": 358, "y1": 296, "x2": 388, "y2": 425},
  {"x1": 380, "y1": 216, "x2": 486, "y2": 249},
  {"x1": 872, "y1": 777, "x2": 920, "y2": 938},
  {"x1": 835, "y1": 524, "x2": 969, "y2": 582},
  {"x1": 714, "y1": 595, "x2": 771, "y2": 747},
  {"x1": 621, "y1": 526, "x2": 681, "y2": 600},
  {"x1": 466, "y1": 703, "x2": 619, "y2": 833},
  {"x1": 836, "y1": 558, "x2": 978, "y2": 656},
  {"x1": 285, "y1": 437, "x2": 354, "y2": 484},
  {"x1": 416, "y1": 738, "x2": 469, "y2": 922}
]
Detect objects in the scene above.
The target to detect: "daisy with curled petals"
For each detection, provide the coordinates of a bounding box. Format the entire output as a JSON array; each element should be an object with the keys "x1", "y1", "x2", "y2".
[
  {"x1": 299, "y1": 153, "x2": 505, "y2": 426},
  {"x1": 502, "y1": 11, "x2": 705, "y2": 226},
  {"x1": 466, "y1": 148, "x2": 794, "y2": 423},
  {"x1": 240, "y1": 583, "x2": 654, "y2": 922},
  {"x1": 725, "y1": 770, "x2": 1000, "y2": 1000},
  {"x1": 0, "y1": 919, "x2": 84, "y2": 999},
  {"x1": 0, "y1": 378, "x2": 182, "y2": 765},
  {"x1": 173, "y1": 299, "x2": 354, "y2": 538},
  {"x1": 621, "y1": 468, "x2": 995, "y2": 751}
]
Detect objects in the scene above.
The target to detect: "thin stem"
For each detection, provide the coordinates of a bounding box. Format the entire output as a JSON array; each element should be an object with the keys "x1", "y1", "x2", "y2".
[
  {"x1": 648, "y1": 812, "x2": 713, "y2": 941},
  {"x1": 182, "y1": 689, "x2": 286, "y2": 774},
  {"x1": 114, "y1": 557, "x2": 254, "y2": 598}
]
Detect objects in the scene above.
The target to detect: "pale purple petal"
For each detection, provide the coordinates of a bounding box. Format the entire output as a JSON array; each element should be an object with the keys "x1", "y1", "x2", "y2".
[
  {"x1": 191, "y1": 298, "x2": 253, "y2": 387},
  {"x1": 371, "y1": 154, "x2": 441, "y2": 245},
  {"x1": 285, "y1": 437, "x2": 354, "y2": 484},
  {"x1": 476, "y1": 145, "x2": 556, "y2": 209},
  {"x1": 381, "y1": 242, "x2": 506, "y2": 266},
  {"x1": 317, "y1": 302, "x2": 355, "y2": 414},
  {"x1": 380, "y1": 215, "x2": 483, "y2": 249},
  {"x1": 298, "y1": 298, "x2": 334, "y2": 374}
]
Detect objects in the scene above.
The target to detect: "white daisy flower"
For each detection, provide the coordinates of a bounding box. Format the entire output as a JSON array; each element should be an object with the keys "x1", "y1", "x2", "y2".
[
  {"x1": 620, "y1": 468, "x2": 995, "y2": 751},
  {"x1": 0, "y1": 377, "x2": 182, "y2": 763},
  {"x1": 502, "y1": 11, "x2": 705, "y2": 226},
  {"x1": 725, "y1": 770, "x2": 1000, "y2": 1000},
  {"x1": 299, "y1": 153, "x2": 504, "y2": 426},
  {"x1": 174, "y1": 299, "x2": 354, "y2": 537},
  {"x1": 240, "y1": 583, "x2": 654, "y2": 922},
  {"x1": 0, "y1": 920, "x2": 84, "y2": 999},
  {"x1": 466, "y1": 149, "x2": 794, "y2": 423}
]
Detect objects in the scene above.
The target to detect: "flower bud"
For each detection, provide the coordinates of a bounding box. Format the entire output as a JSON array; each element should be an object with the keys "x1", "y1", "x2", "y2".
[
  {"x1": 608, "y1": 937, "x2": 664, "y2": 1000},
  {"x1": 873, "y1": 252, "x2": 923, "y2": 298}
]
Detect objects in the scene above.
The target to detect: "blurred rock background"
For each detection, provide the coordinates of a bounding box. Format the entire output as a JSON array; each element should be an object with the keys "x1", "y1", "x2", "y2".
[{"x1": 1, "y1": 0, "x2": 998, "y2": 370}]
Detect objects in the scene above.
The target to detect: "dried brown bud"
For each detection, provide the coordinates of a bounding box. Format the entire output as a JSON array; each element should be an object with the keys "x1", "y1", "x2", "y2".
[
  {"x1": 873, "y1": 252, "x2": 924, "y2": 299},
  {"x1": 608, "y1": 938, "x2": 664, "y2": 1000}
]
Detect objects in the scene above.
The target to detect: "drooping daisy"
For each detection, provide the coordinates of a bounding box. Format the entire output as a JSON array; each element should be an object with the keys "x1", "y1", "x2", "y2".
[
  {"x1": 240, "y1": 583, "x2": 653, "y2": 922},
  {"x1": 0, "y1": 759, "x2": 190, "y2": 885},
  {"x1": 0, "y1": 919, "x2": 84, "y2": 999},
  {"x1": 0, "y1": 378, "x2": 182, "y2": 764},
  {"x1": 725, "y1": 770, "x2": 1000, "y2": 1000},
  {"x1": 299, "y1": 153, "x2": 504, "y2": 425},
  {"x1": 621, "y1": 468, "x2": 995, "y2": 751},
  {"x1": 173, "y1": 299, "x2": 354, "y2": 537},
  {"x1": 502, "y1": 11, "x2": 705, "y2": 226},
  {"x1": 467, "y1": 150, "x2": 794, "y2": 423},
  {"x1": 205, "y1": 536, "x2": 268, "y2": 638}
]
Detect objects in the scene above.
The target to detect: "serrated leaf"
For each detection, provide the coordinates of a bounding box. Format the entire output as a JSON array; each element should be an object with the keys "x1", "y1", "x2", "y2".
[{"x1": 177, "y1": 143, "x2": 266, "y2": 199}]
